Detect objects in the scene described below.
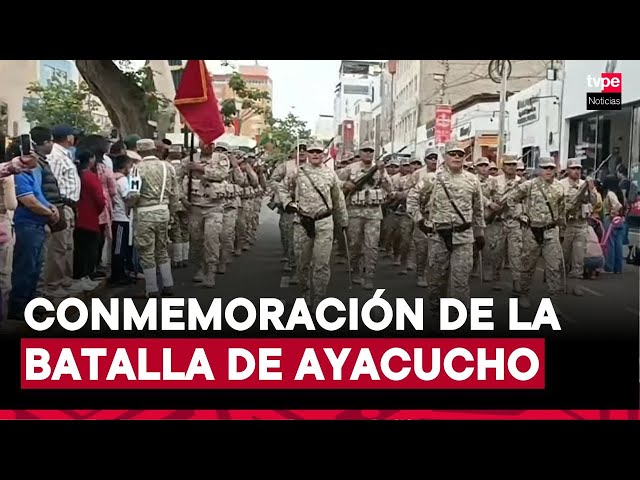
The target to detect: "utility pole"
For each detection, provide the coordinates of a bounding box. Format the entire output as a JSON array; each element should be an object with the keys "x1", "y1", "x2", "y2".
[
  {"x1": 496, "y1": 60, "x2": 508, "y2": 164},
  {"x1": 388, "y1": 61, "x2": 397, "y2": 156}
]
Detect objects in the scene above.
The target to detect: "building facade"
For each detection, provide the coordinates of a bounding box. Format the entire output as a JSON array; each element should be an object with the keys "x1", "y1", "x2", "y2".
[
  {"x1": 560, "y1": 60, "x2": 640, "y2": 180},
  {"x1": 314, "y1": 114, "x2": 334, "y2": 141},
  {"x1": 333, "y1": 60, "x2": 381, "y2": 135}
]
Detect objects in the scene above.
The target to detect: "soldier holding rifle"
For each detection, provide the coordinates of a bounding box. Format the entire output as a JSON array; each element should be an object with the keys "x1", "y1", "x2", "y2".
[{"x1": 337, "y1": 142, "x2": 392, "y2": 290}]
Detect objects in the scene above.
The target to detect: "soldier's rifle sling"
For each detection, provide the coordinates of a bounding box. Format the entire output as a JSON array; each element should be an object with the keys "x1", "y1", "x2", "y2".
[{"x1": 300, "y1": 165, "x2": 331, "y2": 213}]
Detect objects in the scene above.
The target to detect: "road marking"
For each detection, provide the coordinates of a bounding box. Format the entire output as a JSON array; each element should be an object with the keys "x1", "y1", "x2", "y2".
[{"x1": 578, "y1": 285, "x2": 604, "y2": 297}]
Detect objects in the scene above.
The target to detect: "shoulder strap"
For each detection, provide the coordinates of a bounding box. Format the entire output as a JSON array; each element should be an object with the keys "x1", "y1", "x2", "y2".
[
  {"x1": 436, "y1": 173, "x2": 467, "y2": 224},
  {"x1": 535, "y1": 180, "x2": 556, "y2": 223},
  {"x1": 159, "y1": 161, "x2": 168, "y2": 204},
  {"x1": 300, "y1": 165, "x2": 330, "y2": 211}
]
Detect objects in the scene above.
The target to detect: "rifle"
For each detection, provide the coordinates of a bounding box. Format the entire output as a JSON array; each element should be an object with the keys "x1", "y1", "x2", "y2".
[
  {"x1": 485, "y1": 177, "x2": 525, "y2": 223},
  {"x1": 345, "y1": 146, "x2": 408, "y2": 197},
  {"x1": 566, "y1": 154, "x2": 610, "y2": 212}
]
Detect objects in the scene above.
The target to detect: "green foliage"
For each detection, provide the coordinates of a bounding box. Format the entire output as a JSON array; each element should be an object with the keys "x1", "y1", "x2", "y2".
[
  {"x1": 220, "y1": 71, "x2": 271, "y2": 127},
  {"x1": 117, "y1": 61, "x2": 170, "y2": 118},
  {"x1": 259, "y1": 112, "x2": 312, "y2": 156},
  {"x1": 24, "y1": 73, "x2": 100, "y2": 132}
]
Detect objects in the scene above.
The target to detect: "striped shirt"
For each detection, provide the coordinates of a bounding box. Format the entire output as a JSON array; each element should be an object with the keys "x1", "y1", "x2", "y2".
[{"x1": 48, "y1": 143, "x2": 81, "y2": 202}]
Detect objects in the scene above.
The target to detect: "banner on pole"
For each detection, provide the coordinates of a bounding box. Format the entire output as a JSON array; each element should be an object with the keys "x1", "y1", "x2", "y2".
[{"x1": 434, "y1": 104, "x2": 453, "y2": 145}]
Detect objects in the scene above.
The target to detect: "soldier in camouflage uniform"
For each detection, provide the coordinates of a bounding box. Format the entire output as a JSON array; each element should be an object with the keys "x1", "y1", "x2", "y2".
[
  {"x1": 473, "y1": 157, "x2": 491, "y2": 279},
  {"x1": 278, "y1": 141, "x2": 348, "y2": 308},
  {"x1": 337, "y1": 141, "x2": 392, "y2": 290},
  {"x1": 233, "y1": 151, "x2": 259, "y2": 256},
  {"x1": 167, "y1": 145, "x2": 189, "y2": 268},
  {"x1": 333, "y1": 156, "x2": 351, "y2": 264},
  {"x1": 130, "y1": 139, "x2": 179, "y2": 297},
  {"x1": 247, "y1": 154, "x2": 267, "y2": 246},
  {"x1": 269, "y1": 142, "x2": 307, "y2": 275},
  {"x1": 380, "y1": 157, "x2": 401, "y2": 258},
  {"x1": 559, "y1": 157, "x2": 597, "y2": 296},
  {"x1": 484, "y1": 154, "x2": 524, "y2": 293},
  {"x1": 407, "y1": 148, "x2": 439, "y2": 287},
  {"x1": 413, "y1": 141, "x2": 485, "y2": 314},
  {"x1": 505, "y1": 156, "x2": 566, "y2": 309},
  {"x1": 388, "y1": 157, "x2": 415, "y2": 274},
  {"x1": 187, "y1": 140, "x2": 242, "y2": 287}
]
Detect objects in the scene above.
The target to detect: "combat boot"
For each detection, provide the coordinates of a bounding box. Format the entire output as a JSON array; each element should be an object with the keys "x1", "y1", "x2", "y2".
[
  {"x1": 416, "y1": 271, "x2": 427, "y2": 288},
  {"x1": 363, "y1": 279, "x2": 374, "y2": 290},
  {"x1": 217, "y1": 263, "x2": 226, "y2": 274},
  {"x1": 203, "y1": 272, "x2": 216, "y2": 288},
  {"x1": 161, "y1": 286, "x2": 174, "y2": 296},
  {"x1": 192, "y1": 268, "x2": 205, "y2": 283}
]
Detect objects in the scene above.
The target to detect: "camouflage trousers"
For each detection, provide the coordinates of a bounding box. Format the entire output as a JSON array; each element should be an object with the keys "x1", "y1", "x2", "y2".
[
  {"x1": 428, "y1": 238, "x2": 474, "y2": 314},
  {"x1": 189, "y1": 205, "x2": 224, "y2": 274},
  {"x1": 279, "y1": 211, "x2": 296, "y2": 267},
  {"x1": 488, "y1": 220, "x2": 523, "y2": 293},
  {"x1": 380, "y1": 211, "x2": 395, "y2": 252},
  {"x1": 248, "y1": 196, "x2": 262, "y2": 245},
  {"x1": 235, "y1": 200, "x2": 253, "y2": 252},
  {"x1": 169, "y1": 210, "x2": 189, "y2": 244},
  {"x1": 133, "y1": 219, "x2": 170, "y2": 270},
  {"x1": 413, "y1": 226, "x2": 430, "y2": 279},
  {"x1": 483, "y1": 221, "x2": 503, "y2": 281},
  {"x1": 390, "y1": 214, "x2": 413, "y2": 267},
  {"x1": 520, "y1": 225, "x2": 563, "y2": 297},
  {"x1": 562, "y1": 221, "x2": 587, "y2": 285},
  {"x1": 221, "y1": 207, "x2": 237, "y2": 265},
  {"x1": 293, "y1": 216, "x2": 334, "y2": 307},
  {"x1": 347, "y1": 216, "x2": 381, "y2": 281}
]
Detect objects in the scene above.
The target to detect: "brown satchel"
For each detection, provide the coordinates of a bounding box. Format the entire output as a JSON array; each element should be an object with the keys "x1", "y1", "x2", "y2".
[{"x1": 48, "y1": 204, "x2": 68, "y2": 233}]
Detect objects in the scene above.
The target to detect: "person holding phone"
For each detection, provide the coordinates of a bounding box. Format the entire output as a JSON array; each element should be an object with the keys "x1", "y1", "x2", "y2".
[{"x1": 7, "y1": 134, "x2": 60, "y2": 322}]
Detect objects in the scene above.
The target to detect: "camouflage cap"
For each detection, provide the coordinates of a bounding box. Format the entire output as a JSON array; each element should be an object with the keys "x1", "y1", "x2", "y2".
[
  {"x1": 306, "y1": 141, "x2": 325, "y2": 152},
  {"x1": 501, "y1": 154, "x2": 519, "y2": 164},
  {"x1": 410, "y1": 157, "x2": 424, "y2": 165},
  {"x1": 516, "y1": 160, "x2": 525, "y2": 169},
  {"x1": 538, "y1": 157, "x2": 556, "y2": 168},
  {"x1": 445, "y1": 141, "x2": 465, "y2": 153},
  {"x1": 488, "y1": 161, "x2": 499, "y2": 169},
  {"x1": 474, "y1": 156, "x2": 490, "y2": 167},
  {"x1": 359, "y1": 141, "x2": 374, "y2": 151},
  {"x1": 567, "y1": 157, "x2": 583, "y2": 169},
  {"x1": 136, "y1": 138, "x2": 156, "y2": 151},
  {"x1": 388, "y1": 158, "x2": 401, "y2": 167},
  {"x1": 215, "y1": 141, "x2": 230, "y2": 151},
  {"x1": 424, "y1": 147, "x2": 439, "y2": 159},
  {"x1": 400, "y1": 157, "x2": 412, "y2": 166}
]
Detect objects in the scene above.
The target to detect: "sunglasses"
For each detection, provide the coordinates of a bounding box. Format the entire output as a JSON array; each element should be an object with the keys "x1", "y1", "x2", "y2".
[
  {"x1": 360, "y1": 149, "x2": 374, "y2": 153},
  {"x1": 307, "y1": 149, "x2": 323, "y2": 154},
  {"x1": 489, "y1": 168, "x2": 498, "y2": 172},
  {"x1": 541, "y1": 166, "x2": 555, "y2": 170},
  {"x1": 447, "y1": 151, "x2": 465, "y2": 158},
  {"x1": 426, "y1": 155, "x2": 438, "y2": 160},
  {"x1": 568, "y1": 166, "x2": 582, "y2": 170}
]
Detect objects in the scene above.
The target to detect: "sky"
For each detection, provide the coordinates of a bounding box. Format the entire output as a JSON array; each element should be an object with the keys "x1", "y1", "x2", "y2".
[{"x1": 205, "y1": 60, "x2": 341, "y2": 128}]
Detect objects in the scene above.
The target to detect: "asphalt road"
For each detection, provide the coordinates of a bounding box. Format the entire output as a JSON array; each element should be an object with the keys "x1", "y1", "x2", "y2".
[{"x1": 102, "y1": 201, "x2": 639, "y2": 337}]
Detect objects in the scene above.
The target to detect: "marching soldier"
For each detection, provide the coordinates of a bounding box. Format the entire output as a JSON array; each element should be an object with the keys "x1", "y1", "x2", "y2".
[
  {"x1": 278, "y1": 141, "x2": 348, "y2": 308},
  {"x1": 213, "y1": 142, "x2": 242, "y2": 271},
  {"x1": 484, "y1": 154, "x2": 523, "y2": 293},
  {"x1": 505, "y1": 156, "x2": 566, "y2": 308},
  {"x1": 388, "y1": 157, "x2": 415, "y2": 274},
  {"x1": 269, "y1": 142, "x2": 307, "y2": 274},
  {"x1": 234, "y1": 151, "x2": 259, "y2": 256},
  {"x1": 248, "y1": 153, "x2": 267, "y2": 246},
  {"x1": 338, "y1": 141, "x2": 392, "y2": 290},
  {"x1": 407, "y1": 148, "x2": 439, "y2": 287},
  {"x1": 380, "y1": 157, "x2": 401, "y2": 258},
  {"x1": 559, "y1": 158, "x2": 597, "y2": 296},
  {"x1": 187, "y1": 140, "x2": 242, "y2": 287},
  {"x1": 130, "y1": 139, "x2": 179, "y2": 297},
  {"x1": 167, "y1": 144, "x2": 189, "y2": 268},
  {"x1": 413, "y1": 141, "x2": 485, "y2": 315},
  {"x1": 473, "y1": 157, "x2": 491, "y2": 278}
]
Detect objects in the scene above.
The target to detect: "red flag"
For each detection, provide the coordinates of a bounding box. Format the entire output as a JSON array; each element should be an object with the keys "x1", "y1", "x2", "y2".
[{"x1": 174, "y1": 60, "x2": 225, "y2": 145}]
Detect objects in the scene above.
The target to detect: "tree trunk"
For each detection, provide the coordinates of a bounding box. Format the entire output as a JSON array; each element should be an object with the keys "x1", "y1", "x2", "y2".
[{"x1": 75, "y1": 60, "x2": 153, "y2": 137}]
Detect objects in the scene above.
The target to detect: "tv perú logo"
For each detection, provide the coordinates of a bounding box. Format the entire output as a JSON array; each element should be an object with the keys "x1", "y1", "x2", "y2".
[{"x1": 586, "y1": 73, "x2": 622, "y2": 110}]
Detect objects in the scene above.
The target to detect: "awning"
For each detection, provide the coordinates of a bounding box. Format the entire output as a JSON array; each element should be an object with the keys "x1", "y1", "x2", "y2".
[
  {"x1": 477, "y1": 135, "x2": 498, "y2": 147},
  {"x1": 458, "y1": 138, "x2": 473, "y2": 150}
]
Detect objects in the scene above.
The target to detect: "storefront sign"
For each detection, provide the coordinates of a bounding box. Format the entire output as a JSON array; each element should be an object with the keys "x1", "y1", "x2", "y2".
[
  {"x1": 435, "y1": 104, "x2": 452, "y2": 144},
  {"x1": 457, "y1": 122, "x2": 472, "y2": 140},
  {"x1": 517, "y1": 97, "x2": 539, "y2": 126}
]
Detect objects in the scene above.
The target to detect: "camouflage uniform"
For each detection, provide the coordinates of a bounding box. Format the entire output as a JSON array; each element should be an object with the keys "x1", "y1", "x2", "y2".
[
  {"x1": 473, "y1": 157, "x2": 491, "y2": 279},
  {"x1": 380, "y1": 158, "x2": 401, "y2": 256},
  {"x1": 248, "y1": 158, "x2": 267, "y2": 246},
  {"x1": 269, "y1": 148, "x2": 307, "y2": 273},
  {"x1": 415, "y1": 142, "x2": 485, "y2": 314},
  {"x1": 131, "y1": 140, "x2": 179, "y2": 296},
  {"x1": 389, "y1": 158, "x2": 415, "y2": 273},
  {"x1": 186, "y1": 145, "x2": 241, "y2": 287},
  {"x1": 559, "y1": 158, "x2": 597, "y2": 295},
  {"x1": 333, "y1": 160, "x2": 350, "y2": 262},
  {"x1": 233, "y1": 152, "x2": 259, "y2": 256},
  {"x1": 167, "y1": 146, "x2": 189, "y2": 267},
  {"x1": 407, "y1": 148, "x2": 440, "y2": 287},
  {"x1": 506, "y1": 156, "x2": 566, "y2": 308},
  {"x1": 337, "y1": 142, "x2": 392, "y2": 289},
  {"x1": 485, "y1": 155, "x2": 524, "y2": 294},
  {"x1": 278, "y1": 141, "x2": 348, "y2": 307}
]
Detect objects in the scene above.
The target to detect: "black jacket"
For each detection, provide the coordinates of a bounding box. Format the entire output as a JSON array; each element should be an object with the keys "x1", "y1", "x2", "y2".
[{"x1": 37, "y1": 156, "x2": 62, "y2": 205}]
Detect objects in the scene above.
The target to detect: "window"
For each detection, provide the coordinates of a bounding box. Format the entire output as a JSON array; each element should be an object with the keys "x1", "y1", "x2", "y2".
[
  {"x1": 41, "y1": 65, "x2": 67, "y2": 84},
  {"x1": 343, "y1": 84, "x2": 369, "y2": 95},
  {"x1": 171, "y1": 69, "x2": 184, "y2": 89},
  {"x1": 631, "y1": 105, "x2": 640, "y2": 181},
  {"x1": 168, "y1": 60, "x2": 183, "y2": 66}
]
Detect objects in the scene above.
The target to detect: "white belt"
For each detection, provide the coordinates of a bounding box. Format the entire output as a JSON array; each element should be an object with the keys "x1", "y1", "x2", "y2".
[{"x1": 136, "y1": 204, "x2": 168, "y2": 213}]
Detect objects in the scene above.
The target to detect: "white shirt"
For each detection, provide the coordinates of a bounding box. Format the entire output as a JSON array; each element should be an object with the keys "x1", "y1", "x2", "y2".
[
  {"x1": 112, "y1": 176, "x2": 130, "y2": 222},
  {"x1": 102, "y1": 154, "x2": 113, "y2": 171},
  {"x1": 48, "y1": 142, "x2": 81, "y2": 202}
]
